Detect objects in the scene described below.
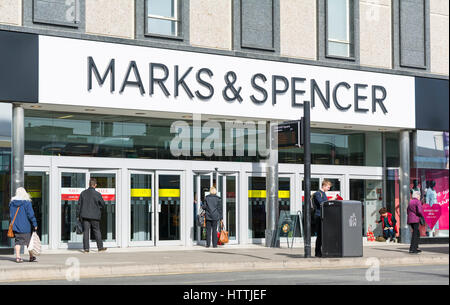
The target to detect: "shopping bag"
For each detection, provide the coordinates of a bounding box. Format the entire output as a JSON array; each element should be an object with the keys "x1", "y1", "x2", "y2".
[
  {"x1": 217, "y1": 232, "x2": 222, "y2": 245},
  {"x1": 219, "y1": 221, "x2": 229, "y2": 244},
  {"x1": 28, "y1": 232, "x2": 41, "y2": 256}
]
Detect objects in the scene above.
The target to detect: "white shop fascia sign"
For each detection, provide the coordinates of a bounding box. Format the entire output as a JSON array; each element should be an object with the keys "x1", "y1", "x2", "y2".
[{"x1": 38, "y1": 35, "x2": 415, "y2": 128}]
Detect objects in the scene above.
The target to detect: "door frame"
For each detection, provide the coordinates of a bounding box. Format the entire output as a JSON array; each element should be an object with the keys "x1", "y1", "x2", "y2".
[
  {"x1": 155, "y1": 170, "x2": 185, "y2": 246},
  {"x1": 128, "y1": 170, "x2": 155, "y2": 247},
  {"x1": 57, "y1": 168, "x2": 120, "y2": 249},
  {"x1": 193, "y1": 171, "x2": 240, "y2": 245},
  {"x1": 24, "y1": 167, "x2": 50, "y2": 250}
]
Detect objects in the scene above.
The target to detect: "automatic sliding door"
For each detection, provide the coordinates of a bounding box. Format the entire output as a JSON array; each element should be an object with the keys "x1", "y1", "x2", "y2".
[
  {"x1": 61, "y1": 172, "x2": 86, "y2": 244},
  {"x1": 158, "y1": 174, "x2": 181, "y2": 242},
  {"x1": 248, "y1": 176, "x2": 266, "y2": 239},
  {"x1": 24, "y1": 172, "x2": 49, "y2": 245},
  {"x1": 130, "y1": 173, "x2": 153, "y2": 242},
  {"x1": 225, "y1": 175, "x2": 237, "y2": 242},
  {"x1": 90, "y1": 172, "x2": 116, "y2": 242}
]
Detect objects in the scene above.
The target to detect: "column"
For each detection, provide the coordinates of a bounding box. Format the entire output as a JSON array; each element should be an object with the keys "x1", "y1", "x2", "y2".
[
  {"x1": 12, "y1": 104, "x2": 24, "y2": 194},
  {"x1": 399, "y1": 130, "x2": 411, "y2": 244},
  {"x1": 265, "y1": 122, "x2": 279, "y2": 247}
]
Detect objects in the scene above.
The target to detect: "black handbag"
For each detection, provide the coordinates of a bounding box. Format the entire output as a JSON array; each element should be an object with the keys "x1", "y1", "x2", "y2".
[
  {"x1": 197, "y1": 210, "x2": 206, "y2": 228},
  {"x1": 73, "y1": 219, "x2": 83, "y2": 234}
]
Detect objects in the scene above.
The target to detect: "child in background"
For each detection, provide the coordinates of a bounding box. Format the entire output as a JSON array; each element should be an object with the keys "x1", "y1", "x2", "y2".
[{"x1": 376, "y1": 207, "x2": 397, "y2": 243}]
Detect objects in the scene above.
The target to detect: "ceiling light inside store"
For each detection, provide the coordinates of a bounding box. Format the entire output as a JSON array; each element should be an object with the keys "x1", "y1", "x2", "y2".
[
  {"x1": 85, "y1": 108, "x2": 95, "y2": 112},
  {"x1": 344, "y1": 125, "x2": 352, "y2": 129},
  {"x1": 30, "y1": 105, "x2": 42, "y2": 109},
  {"x1": 57, "y1": 115, "x2": 74, "y2": 119},
  {"x1": 135, "y1": 113, "x2": 146, "y2": 115},
  {"x1": 182, "y1": 115, "x2": 193, "y2": 119}
]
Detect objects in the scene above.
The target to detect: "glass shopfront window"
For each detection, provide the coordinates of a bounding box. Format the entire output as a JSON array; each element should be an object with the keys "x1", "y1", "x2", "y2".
[
  {"x1": 24, "y1": 110, "x2": 266, "y2": 163},
  {"x1": 411, "y1": 131, "x2": 449, "y2": 238},
  {"x1": 24, "y1": 110, "x2": 390, "y2": 168},
  {"x1": 0, "y1": 103, "x2": 12, "y2": 249},
  {"x1": 278, "y1": 129, "x2": 382, "y2": 166}
]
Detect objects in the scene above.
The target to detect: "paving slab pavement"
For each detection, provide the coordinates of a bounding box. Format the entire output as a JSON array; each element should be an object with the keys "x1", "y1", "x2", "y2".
[{"x1": 0, "y1": 243, "x2": 448, "y2": 283}]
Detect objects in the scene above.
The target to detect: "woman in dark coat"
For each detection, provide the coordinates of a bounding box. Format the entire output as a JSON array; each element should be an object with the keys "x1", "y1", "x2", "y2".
[
  {"x1": 407, "y1": 191, "x2": 424, "y2": 254},
  {"x1": 9, "y1": 187, "x2": 38, "y2": 263},
  {"x1": 202, "y1": 187, "x2": 223, "y2": 248}
]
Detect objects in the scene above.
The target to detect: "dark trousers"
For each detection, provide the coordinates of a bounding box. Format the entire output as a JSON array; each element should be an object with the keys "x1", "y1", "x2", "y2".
[
  {"x1": 82, "y1": 219, "x2": 103, "y2": 250},
  {"x1": 314, "y1": 215, "x2": 322, "y2": 256},
  {"x1": 409, "y1": 223, "x2": 420, "y2": 252},
  {"x1": 206, "y1": 220, "x2": 218, "y2": 247}
]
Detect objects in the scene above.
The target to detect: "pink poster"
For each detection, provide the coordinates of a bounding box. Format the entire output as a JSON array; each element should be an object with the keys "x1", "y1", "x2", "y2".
[{"x1": 411, "y1": 169, "x2": 449, "y2": 232}]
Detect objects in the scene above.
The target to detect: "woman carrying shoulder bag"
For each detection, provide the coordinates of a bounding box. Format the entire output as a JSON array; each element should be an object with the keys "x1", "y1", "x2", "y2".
[
  {"x1": 9, "y1": 187, "x2": 38, "y2": 263},
  {"x1": 203, "y1": 187, "x2": 223, "y2": 248},
  {"x1": 407, "y1": 191, "x2": 424, "y2": 254}
]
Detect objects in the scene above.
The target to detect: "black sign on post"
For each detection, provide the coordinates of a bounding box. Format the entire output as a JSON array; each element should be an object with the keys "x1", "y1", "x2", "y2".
[{"x1": 276, "y1": 119, "x2": 303, "y2": 148}]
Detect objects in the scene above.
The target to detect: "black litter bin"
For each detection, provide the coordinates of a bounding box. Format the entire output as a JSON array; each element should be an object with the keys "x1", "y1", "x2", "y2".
[{"x1": 321, "y1": 200, "x2": 363, "y2": 257}]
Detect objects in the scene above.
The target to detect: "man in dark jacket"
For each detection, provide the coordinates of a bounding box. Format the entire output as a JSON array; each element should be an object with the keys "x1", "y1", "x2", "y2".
[
  {"x1": 77, "y1": 178, "x2": 107, "y2": 253},
  {"x1": 312, "y1": 180, "x2": 336, "y2": 257},
  {"x1": 202, "y1": 187, "x2": 223, "y2": 248}
]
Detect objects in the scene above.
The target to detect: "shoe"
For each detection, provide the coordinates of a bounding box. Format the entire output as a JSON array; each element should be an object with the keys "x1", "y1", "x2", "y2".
[
  {"x1": 386, "y1": 239, "x2": 390, "y2": 244},
  {"x1": 15, "y1": 258, "x2": 23, "y2": 263},
  {"x1": 416, "y1": 249, "x2": 422, "y2": 253},
  {"x1": 29, "y1": 256, "x2": 37, "y2": 262},
  {"x1": 213, "y1": 246, "x2": 218, "y2": 248},
  {"x1": 315, "y1": 253, "x2": 322, "y2": 258},
  {"x1": 83, "y1": 249, "x2": 90, "y2": 253},
  {"x1": 409, "y1": 250, "x2": 419, "y2": 254},
  {"x1": 98, "y1": 248, "x2": 107, "y2": 252}
]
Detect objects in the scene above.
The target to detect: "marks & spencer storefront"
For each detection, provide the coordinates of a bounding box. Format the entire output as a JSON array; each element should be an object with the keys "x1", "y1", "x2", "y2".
[{"x1": 0, "y1": 30, "x2": 448, "y2": 250}]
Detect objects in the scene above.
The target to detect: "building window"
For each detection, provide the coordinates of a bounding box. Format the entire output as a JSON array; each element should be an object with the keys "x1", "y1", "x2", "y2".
[
  {"x1": 145, "y1": 0, "x2": 180, "y2": 37},
  {"x1": 33, "y1": 0, "x2": 80, "y2": 27},
  {"x1": 326, "y1": 0, "x2": 354, "y2": 58}
]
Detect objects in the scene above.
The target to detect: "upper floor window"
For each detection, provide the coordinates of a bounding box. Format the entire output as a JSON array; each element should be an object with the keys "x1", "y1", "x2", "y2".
[
  {"x1": 33, "y1": 0, "x2": 80, "y2": 27},
  {"x1": 326, "y1": 0, "x2": 354, "y2": 58},
  {"x1": 146, "y1": 0, "x2": 180, "y2": 37}
]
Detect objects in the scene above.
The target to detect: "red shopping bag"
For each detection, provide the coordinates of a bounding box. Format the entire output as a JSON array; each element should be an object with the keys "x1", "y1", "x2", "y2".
[{"x1": 217, "y1": 232, "x2": 222, "y2": 245}]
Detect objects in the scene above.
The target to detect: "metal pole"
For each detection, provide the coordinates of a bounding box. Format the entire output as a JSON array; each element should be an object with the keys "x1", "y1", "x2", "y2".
[
  {"x1": 266, "y1": 122, "x2": 279, "y2": 247},
  {"x1": 399, "y1": 130, "x2": 411, "y2": 244},
  {"x1": 12, "y1": 104, "x2": 24, "y2": 194},
  {"x1": 304, "y1": 101, "x2": 311, "y2": 258}
]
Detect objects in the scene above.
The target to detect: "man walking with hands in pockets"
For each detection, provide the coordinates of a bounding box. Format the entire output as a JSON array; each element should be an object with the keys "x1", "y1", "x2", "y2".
[{"x1": 77, "y1": 178, "x2": 107, "y2": 253}]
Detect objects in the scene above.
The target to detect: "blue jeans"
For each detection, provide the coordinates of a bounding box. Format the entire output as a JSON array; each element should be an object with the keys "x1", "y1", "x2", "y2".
[{"x1": 383, "y1": 228, "x2": 395, "y2": 240}]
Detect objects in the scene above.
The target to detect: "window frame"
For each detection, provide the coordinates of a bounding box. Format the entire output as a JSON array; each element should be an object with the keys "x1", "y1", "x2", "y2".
[
  {"x1": 325, "y1": 0, "x2": 354, "y2": 60},
  {"x1": 144, "y1": 0, "x2": 183, "y2": 40}
]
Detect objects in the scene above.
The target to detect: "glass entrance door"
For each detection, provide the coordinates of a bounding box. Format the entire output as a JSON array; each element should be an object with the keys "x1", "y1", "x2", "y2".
[
  {"x1": 130, "y1": 173, "x2": 154, "y2": 244},
  {"x1": 89, "y1": 171, "x2": 117, "y2": 243},
  {"x1": 60, "y1": 169, "x2": 118, "y2": 248},
  {"x1": 193, "y1": 172, "x2": 238, "y2": 245},
  {"x1": 157, "y1": 172, "x2": 182, "y2": 244},
  {"x1": 24, "y1": 171, "x2": 49, "y2": 245}
]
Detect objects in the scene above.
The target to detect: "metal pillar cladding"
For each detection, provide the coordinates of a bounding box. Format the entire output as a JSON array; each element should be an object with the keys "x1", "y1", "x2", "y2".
[
  {"x1": 399, "y1": 130, "x2": 411, "y2": 244},
  {"x1": 12, "y1": 104, "x2": 25, "y2": 194},
  {"x1": 265, "y1": 121, "x2": 279, "y2": 247},
  {"x1": 304, "y1": 101, "x2": 312, "y2": 258}
]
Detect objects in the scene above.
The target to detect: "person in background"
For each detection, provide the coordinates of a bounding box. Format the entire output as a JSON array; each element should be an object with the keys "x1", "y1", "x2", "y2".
[
  {"x1": 77, "y1": 178, "x2": 107, "y2": 253},
  {"x1": 9, "y1": 187, "x2": 38, "y2": 263},
  {"x1": 312, "y1": 179, "x2": 336, "y2": 257},
  {"x1": 376, "y1": 207, "x2": 397, "y2": 243},
  {"x1": 407, "y1": 191, "x2": 424, "y2": 254},
  {"x1": 202, "y1": 186, "x2": 222, "y2": 248}
]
